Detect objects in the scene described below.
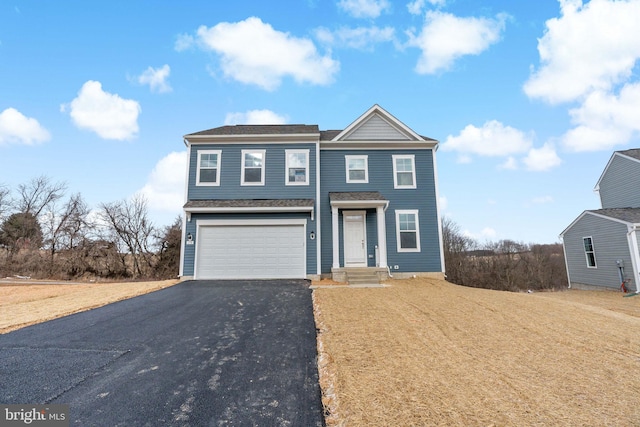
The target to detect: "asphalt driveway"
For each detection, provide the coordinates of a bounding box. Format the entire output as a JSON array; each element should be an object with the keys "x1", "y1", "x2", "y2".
[{"x1": 0, "y1": 280, "x2": 324, "y2": 426}]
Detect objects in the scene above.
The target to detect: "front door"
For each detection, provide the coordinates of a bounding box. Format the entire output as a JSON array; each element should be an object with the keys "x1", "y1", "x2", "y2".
[{"x1": 343, "y1": 211, "x2": 367, "y2": 267}]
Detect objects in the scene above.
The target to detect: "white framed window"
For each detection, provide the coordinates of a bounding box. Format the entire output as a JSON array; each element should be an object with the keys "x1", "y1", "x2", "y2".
[
  {"x1": 395, "y1": 210, "x2": 421, "y2": 252},
  {"x1": 241, "y1": 149, "x2": 266, "y2": 186},
  {"x1": 285, "y1": 149, "x2": 309, "y2": 185},
  {"x1": 583, "y1": 236, "x2": 597, "y2": 268},
  {"x1": 345, "y1": 155, "x2": 368, "y2": 183},
  {"x1": 196, "y1": 150, "x2": 221, "y2": 186},
  {"x1": 393, "y1": 155, "x2": 416, "y2": 189}
]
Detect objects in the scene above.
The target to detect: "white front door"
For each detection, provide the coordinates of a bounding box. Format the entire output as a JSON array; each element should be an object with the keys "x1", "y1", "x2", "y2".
[{"x1": 343, "y1": 211, "x2": 367, "y2": 267}]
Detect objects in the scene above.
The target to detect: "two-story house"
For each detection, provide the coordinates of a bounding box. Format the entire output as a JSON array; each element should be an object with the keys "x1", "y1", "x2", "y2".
[
  {"x1": 179, "y1": 105, "x2": 445, "y2": 283},
  {"x1": 560, "y1": 149, "x2": 640, "y2": 292}
]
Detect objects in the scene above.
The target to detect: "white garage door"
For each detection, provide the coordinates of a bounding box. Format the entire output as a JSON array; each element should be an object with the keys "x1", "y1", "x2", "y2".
[{"x1": 195, "y1": 223, "x2": 306, "y2": 279}]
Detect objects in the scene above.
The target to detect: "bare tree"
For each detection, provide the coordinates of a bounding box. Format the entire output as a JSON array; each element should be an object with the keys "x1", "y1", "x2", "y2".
[
  {"x1": 42, "y1": 193, "x2": 90, "y2": 275},
  {"x1": 99, "y1": 194, "x2": 156, "y2": 279},
  {"x1": 17, "y1": 175, "x2": 67, "y2": 219},
  {"x1": 0, "y1": 183, "x2": 11, "y2": 221},
  {"x1": 442, "y1": 216, "x2": 476, "y2": 285},
  {"x1": 154, "y1": 216, "x2": 182, "y2": 279}
]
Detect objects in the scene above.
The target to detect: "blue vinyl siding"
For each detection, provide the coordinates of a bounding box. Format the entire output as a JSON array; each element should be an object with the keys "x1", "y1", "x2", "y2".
[
  {"x1": 182, "y1": 212, "x2": 317, "y2": 277},
  {"x1": 188, "y1": 143, "x2": 317, "y2": 201},
  {"x1": 319, "y1": 148, "x2": 442, "y2": 273}
]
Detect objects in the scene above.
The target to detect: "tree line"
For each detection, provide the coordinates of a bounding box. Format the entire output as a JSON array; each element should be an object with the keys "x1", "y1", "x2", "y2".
[
  {"x1": 0, "y1": 176, "x2": 180, "y2": 280},
  {"x1": 442, "y1": 217, "x2": 568, "y2": 291}
]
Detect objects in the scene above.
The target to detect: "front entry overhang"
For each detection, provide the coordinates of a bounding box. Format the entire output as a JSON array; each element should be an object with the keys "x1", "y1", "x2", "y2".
[{"x1": 329, "y1": 192, "x2": 389, "y2": 269}]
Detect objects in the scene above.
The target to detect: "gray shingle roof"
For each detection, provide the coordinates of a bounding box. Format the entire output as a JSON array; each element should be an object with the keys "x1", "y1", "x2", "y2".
[
  {"x1": 617, "y1": 148, "x2": 640, "y2": 161},
  {"x1": 329, "y1": 192, "x2": 387, "y2": 201},
  {"x1": 187, "y1": 124, "x2": 319, "y2": 137},
  {"x1": 590, "y1": 207, "x2": 640, "y2": 223},
  {"x1": 184, "y1": 199, "x2": 314, "y2": 209}
]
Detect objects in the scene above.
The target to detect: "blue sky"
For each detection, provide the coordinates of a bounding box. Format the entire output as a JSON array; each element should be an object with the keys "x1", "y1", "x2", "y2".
[{"x1": 2, "y1": 0, "x2": 640, "y2": 244}]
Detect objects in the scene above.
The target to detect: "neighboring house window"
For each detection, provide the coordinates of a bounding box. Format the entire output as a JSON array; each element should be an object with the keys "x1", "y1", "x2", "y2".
[
  {"x1": 196, "y1": 150, "x2": 221, "y2": 186},
  {"x1": 346, "y1": 155, "x2": 368, "y2": 183},
  {"x1": 583, "y1": 236, "x2": 597, "y2": 268},
  {"x1": 396, "y1": 210, "x2": 421, "y2": 252},
  {"x1": 393, "y1": 155, "x2": 416, "y2": 189},
  {"x1": 285, "y1": 150, "x2": 309, "y2": 185},
  {"x1": 241, "y1": 150, "x2": 266, "y2": 185}
]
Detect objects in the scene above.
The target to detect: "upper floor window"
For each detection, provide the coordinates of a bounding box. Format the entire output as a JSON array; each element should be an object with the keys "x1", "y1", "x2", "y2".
[
  {"x1": 241, "y1": 150, "x2": 266, "y2": 186},
  {"x1": 583, "y1": 236, "x2": 597, "y2": 268},
  {"x1": 396, "y1": 210, "x2": 421, "y2": 252},
  {"x1": 393, "y1": 155, "x2": 416, "y2": 189},
  {"x1": 345, "y1": 155, "x2": 368, "y2": 183},
  {"x1": 196, "y1": 150, "x2": 221, "y2": 186},
  {"x1": 286, "y1": 150, "x2": 309, "y2": 185}
]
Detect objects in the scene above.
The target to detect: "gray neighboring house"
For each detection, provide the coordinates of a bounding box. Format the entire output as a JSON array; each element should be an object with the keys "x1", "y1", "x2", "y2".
[
  {"x1": 179, "y1": 105, "x2": 445, "y2": 282},
  {"x1": 560, "y1": 149, "x2": 640, "y2": 292}
]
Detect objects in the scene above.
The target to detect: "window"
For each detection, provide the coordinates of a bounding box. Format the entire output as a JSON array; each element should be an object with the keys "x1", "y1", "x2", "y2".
[
  {"x1": 345, "y1": 155, "x2": 368, "y2": 183},
  {"x1": 583, "y1": 236, "x2": 597, "y2": 268},
  {"x1": 285, "y1": 150, "x2": 309, "y2": 185},
  {"x1": 241, "y1": 150, "x2": 265, "y2": 185},
  {"x1": 395, "y1": 210, "x2": 420, "y2": 252},
  {"x1": 196, "y1": 150, "x2": 221, "y2": 186},
  {"x1": 393, "y1": 155, "x2": 416, "y2": 189}
]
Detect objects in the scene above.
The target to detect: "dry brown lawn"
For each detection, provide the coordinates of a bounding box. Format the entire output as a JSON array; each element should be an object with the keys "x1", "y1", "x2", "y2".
[
  {"x1": 314, "y1": 278, "x2": 640, "y2": 426},
  {"x1": 0, "y1": 279, "x2": 179, "y2": 333},
  {"x1": 3, "y1": 277, "x2": 640, "y2": 426}
]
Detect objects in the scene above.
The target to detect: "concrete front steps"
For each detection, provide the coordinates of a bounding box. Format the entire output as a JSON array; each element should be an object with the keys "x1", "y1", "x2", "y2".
[{"x1": 345, "y1": 268, "x2": 383, "y2": 286}]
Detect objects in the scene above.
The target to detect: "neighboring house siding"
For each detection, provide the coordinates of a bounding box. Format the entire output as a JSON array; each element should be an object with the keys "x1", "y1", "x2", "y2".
[
  {"x1": 599, "y1": 155, "x2": 640, "y2": 209},
  {"x1": 182, "y1": 212, "x2": 316, "y2": 277},
  {"x1": 319, "y1": 148, "x2": 442, "y2": 273},
  {"x1": 188, "y1": 143, "x2": 317, "y2": 201},
  {"x1": 345, "y1": 115, "x2": 410, "y2": 140},
  {"x1": 563, "y1": 214, "x2": 631, "y2": 289}
]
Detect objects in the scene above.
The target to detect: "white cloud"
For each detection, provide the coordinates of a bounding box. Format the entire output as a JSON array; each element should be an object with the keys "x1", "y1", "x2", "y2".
[
  {"x1": 174, "y1": 34, "x2": 195, "y2": 51},
  {"x1": 137, "y1": 64, "x2": 172, "y2": 93},
  {"x1": 442, "y1": 120, "x2": 533, "y2": 161},
  {"x1": 561, "y1": 83, "x2": 640, "y2": 151},
  {"x1": 338, "y1": 0, "x2": 390, "y2": 19},
  {"x1": 315, "y1": 26, "x2": 395, "y2": 50},
  {"x1": 499, "y1": 156, "x2": 518, "y2": 170},
  {"x1": 524, "y1": 0, "x2": 640, "y2": 104},
  {"x1": 522, "y1": 143, "x2": 562, "y2": 171},
  {"x1": 63, "y1": 81, "x2": 140, "y2": 140},
  {"x1": 407, "y1": 0, "x2": 446, "y2": 15},
  {"x1": 0, "y1": 108, "x2": 50, "y2": 145},
  {"x1": 193, "y1": 17, "x2": 339, "y2": 91},
  {"x1": 224, "y1": 109, "x2": 288, "y2": 125},
  {"x1": 407, "y1": 11, "x2": 508, "y2": 74},
  {"x1": 138, "y1": 151, "x2": 187, "y2": 213},
  {"x1": 464, "y1": 227, "x2": 497, "y2": 240}
]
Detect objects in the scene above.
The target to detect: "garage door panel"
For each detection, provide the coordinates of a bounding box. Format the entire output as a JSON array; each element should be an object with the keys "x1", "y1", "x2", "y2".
[{"x1": 195, "y1": 224, "x2": 306, "y2": 279}]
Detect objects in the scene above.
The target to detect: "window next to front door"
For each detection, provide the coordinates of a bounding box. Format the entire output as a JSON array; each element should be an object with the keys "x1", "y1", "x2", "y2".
[{"x1": 396, "y1": 210, "x2": 420, "y2": 252}]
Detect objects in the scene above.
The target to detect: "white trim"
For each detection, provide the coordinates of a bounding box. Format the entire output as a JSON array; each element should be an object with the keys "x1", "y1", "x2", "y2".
[
  {"x1": 197, "y1": 218, "x2": 307, "y2": 227},
  {"x1": 285, "y1": 149, "x2": 309, "y2": 186},
  {"x1": 392, "y1": 154, "x2": 417, "y2": 189},
  {"x1": 376, "y1": 205, "x2": 388, "y2": 268},
  {"x1": 332, "y1": 206, "x2": 340, "y2": 269},
  {"x1": 594, "y1": 151, "x2": 640, "y2": 193},
  {"x1": 345, "y1": 155, "x2": 369, "y2": 183},
  {"x1": 432, "y1": 149, "x2": 446, "y2": 273},
  {"x1": 561, "y1": 237, "x2": 571, "y2": 288},
  {"x1": 241, "y1": 149, "x2": 266, "y2": 186},
  {"x1": 179, "y1": 213, "x2": 187, "y2": 278},
  {"x1": 195, "y1": 149, "x2": 221, "y2": 186},
  {"x1": 321, "y1": 142, "x2": 437, "y2": 150},
  {"x1": 316, "y1": 142, "x2": 322, "y2": 275},
  {"x1": 342, "y1": 210, "x2": 367, "y2": 267},
  {"x1": 184, "y1": 205, "x2": 314, "y2": 220},
  {"x1": 330, "y1": 199, "x2": 389, "y2": 209},
  {"x1": 583, "y1": 236, "x2": 597, "y2": 268},
  {"x1": 395, "y1": 210, "x2": 421, "y2": 253},
  {"x1": 185, "y1": 134, "x2": 320, "y2": 143},
  {"x1": 560, "y1": 210, "x2": 637, "y2": 237},
  {"x1": 331, "y1": 104, "x2": 425, "y2": 142},
  {"x1": 627, "y1": 226, "x2": 640, "y2": 292}
]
